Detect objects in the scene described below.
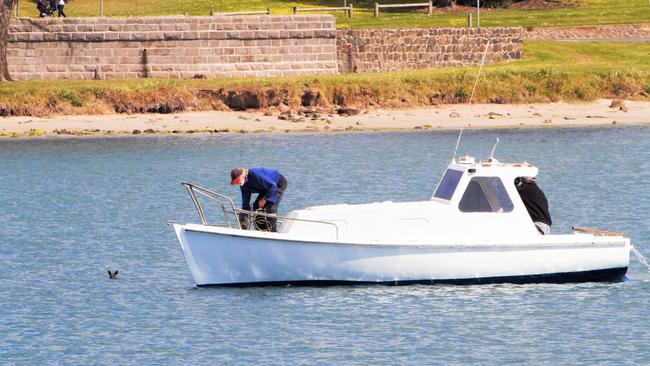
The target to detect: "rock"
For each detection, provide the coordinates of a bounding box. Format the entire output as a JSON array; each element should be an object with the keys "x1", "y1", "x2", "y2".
[
  {"x1": 532, "y1": 112, "x2": 542, "y2": 117},
  {"x1": 143, "y1": 129, "x2": 155, "y2": 134},
  {"x1": 487, "y1": 112, "x2": 502, "y2": 119},
  {"x1": 238, "y1": 115, "x2": 250, "y2": 120},
  {"x1": 543, "y1": 119, "x2": 552, "y2": 124},
  {"x1": 278, "y1": 103, "x2": 290, "y2": 113},
  {"x1": 449, "y1": 112, "x2": 461, "y2": 118},
  {"x1": 263, "y1": 111, "x2": 273, "y2": 116},
  {"x1": 563, "y1": 117, "x2": 576, "y2": 120},
  {"x1": 414, "y1": 126, "x2": 423, "y2": 130},
  {"x1": 132, "y1": 129, "x2": 141, "y2": 134},
  {"x1": 278, "y1": 112, "x2": 291, "y2": 121},
  {"x1": 609, "y1": 99, "x2": 629, "y2": 112},
  {"x1": 337, "y1": 106, "x2": 362, "y2": 116}
]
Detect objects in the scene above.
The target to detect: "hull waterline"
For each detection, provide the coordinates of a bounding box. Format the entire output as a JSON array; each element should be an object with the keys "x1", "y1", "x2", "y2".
[{"x1": 197, "y1": 268, "x2": 628, "y2": 287}]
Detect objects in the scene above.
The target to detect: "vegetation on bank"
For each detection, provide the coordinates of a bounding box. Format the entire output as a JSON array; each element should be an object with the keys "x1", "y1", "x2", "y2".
[
  {"x1": 0, "y1": 41, "x2": 648, "y2": 117},
  {"x1": 16, "y1": 0, "x2": 650, "y2": 28}
]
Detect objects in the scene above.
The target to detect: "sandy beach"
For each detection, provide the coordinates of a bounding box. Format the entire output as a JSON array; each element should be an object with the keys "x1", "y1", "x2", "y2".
[{"x1": 1, "y1": 99, "x2": 648, "y2": 138}]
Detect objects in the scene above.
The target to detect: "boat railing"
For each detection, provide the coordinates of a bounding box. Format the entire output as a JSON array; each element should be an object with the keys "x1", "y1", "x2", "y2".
[
  {"x1": 183, "y1": 182, "x2": 241, "y2": 229},
  {"x1": 182, "y1": 182, "x2": 340, "y2": 239}
]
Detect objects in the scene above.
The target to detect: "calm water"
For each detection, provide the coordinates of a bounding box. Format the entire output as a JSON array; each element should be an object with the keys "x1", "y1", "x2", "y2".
[{"x1": 2, "y1": 127, "x2": 650, "y2": 365}]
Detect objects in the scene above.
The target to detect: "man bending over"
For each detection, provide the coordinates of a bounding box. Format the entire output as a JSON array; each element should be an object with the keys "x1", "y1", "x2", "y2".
[{"x1": 230, "y1": 167, "x2": 288, "y2": 232}]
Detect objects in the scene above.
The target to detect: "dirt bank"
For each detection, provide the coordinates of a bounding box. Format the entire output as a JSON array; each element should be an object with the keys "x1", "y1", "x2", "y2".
[{"x1": 1, "y1": 99, "x2": 647, "y2": 138}]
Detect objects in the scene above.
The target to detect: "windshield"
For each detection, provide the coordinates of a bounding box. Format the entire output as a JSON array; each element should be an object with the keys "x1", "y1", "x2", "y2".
[
  {"x1": 433, "y1": 169, "x2": 463, "y2": 200},
  {"x1": 458, "y1": 177, "x2": 514, "y2": 213}
]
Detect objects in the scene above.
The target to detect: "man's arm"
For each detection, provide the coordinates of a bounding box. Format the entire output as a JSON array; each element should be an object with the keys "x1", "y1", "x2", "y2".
[{"x1": 241, "y1": 189, "x2": 252, "y2": 211}]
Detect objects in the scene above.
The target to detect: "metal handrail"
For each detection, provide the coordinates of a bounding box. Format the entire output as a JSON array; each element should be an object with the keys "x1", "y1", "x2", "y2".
[
  {"x1": 293, "y1": 5, "x2": 353, "y2": 18},
  {"x1": 374, "y1": 1, "x2": 433, "y2": 17},
  {"x1": 181, "y1": 182, "x2": 340, "y2": 239},
  {"x1": 182, "y1": 182, "x2": 241, "y2": 229},
  {"x1": 232, "y1": 208, "x2": 340, "y2": 239}
]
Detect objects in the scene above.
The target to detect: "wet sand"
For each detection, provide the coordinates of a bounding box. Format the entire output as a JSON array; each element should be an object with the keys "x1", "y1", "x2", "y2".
[{"x1": 1, "y1": 99, "x2": 648, "y2": 138}]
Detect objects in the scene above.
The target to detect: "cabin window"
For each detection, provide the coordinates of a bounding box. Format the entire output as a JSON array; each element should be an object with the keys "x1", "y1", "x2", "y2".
[
  {"x1": 434, "y1": 169, "x2": 463, "y2": 200},
  {"x1": 459, "y1": 177, "x2": 514, "y2": 213}
]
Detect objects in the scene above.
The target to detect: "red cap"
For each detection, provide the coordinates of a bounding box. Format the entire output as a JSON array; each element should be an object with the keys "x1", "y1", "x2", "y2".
[{"x1": 230, "y1": 168, "x2": 243, "y2": 185}]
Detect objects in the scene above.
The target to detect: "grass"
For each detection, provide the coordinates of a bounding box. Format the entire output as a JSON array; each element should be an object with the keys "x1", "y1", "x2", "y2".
[
  {"x1": 0, "y1": 41, "x2": 648, "y2": 116},
  {"x1": 16, "y1": 0, "x2": 650, "y2": 28}
]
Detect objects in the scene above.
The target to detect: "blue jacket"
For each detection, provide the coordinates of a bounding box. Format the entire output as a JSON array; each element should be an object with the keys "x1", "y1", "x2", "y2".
[{"x1": 240, "y1": 167, "x2": 281, "y2": 210}]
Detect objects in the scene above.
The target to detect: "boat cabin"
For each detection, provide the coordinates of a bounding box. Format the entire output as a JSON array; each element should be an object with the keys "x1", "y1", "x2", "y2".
[{"x1": 281, "y1": 156, "x2": 545, "y2": 242}]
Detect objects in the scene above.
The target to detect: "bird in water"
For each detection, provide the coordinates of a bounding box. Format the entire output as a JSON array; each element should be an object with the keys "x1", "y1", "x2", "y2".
[{"x1": 108, "y1": 270, "x2": 118, "y2": 279}]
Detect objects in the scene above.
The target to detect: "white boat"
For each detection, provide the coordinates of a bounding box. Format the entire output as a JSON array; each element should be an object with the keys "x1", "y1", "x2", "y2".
[{"x1": 169, "y1": 150, "x2": 631, "y2": 287}]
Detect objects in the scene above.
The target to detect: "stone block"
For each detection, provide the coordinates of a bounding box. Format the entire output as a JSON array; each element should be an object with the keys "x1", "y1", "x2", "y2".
[
  {"x1": 163, "y1": 32, "x2": 183, "y2": 41},
  {"x1": 117, "y1": 33, "x2": 132, "y2": 41},
  {"x1": 85, "y1": 33, "x2": 106, "y2": 42}
]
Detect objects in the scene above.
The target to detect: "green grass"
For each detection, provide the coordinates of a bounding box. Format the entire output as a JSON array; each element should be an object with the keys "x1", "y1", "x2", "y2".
[
  {"x1": 1, "y1": 41, "x2": 648, "y2": 116},
  {"x1": 17, "y1": 0, "x2": 650, "y2": 28}
]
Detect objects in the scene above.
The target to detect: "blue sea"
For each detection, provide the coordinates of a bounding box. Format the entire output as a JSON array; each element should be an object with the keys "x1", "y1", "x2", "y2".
[{"x1": 1, "y1": 127, "x2": 649, "y2": 365}]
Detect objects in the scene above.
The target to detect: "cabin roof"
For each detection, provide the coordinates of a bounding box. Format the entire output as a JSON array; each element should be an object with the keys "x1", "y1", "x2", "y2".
[{"x1": 450, "y1": 155, "x2": 539, "y2": 178}]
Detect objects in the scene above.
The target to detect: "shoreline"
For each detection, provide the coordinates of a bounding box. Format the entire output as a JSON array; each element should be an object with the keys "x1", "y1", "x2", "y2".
[{"x1": 1, "y1": 99, "x2": 648, "y2": 138}]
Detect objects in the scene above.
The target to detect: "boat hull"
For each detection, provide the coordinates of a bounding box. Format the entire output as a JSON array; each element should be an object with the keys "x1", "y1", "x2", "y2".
[{"x1": 172, "y1": 224, "x2": 631, "y2": 287}]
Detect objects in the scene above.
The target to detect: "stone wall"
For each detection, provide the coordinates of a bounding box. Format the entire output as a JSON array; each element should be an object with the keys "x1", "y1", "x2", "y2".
[
  {"x1": 7, "y1": 15, "x2": 338, "y2": 80},
  {"x1": 8, "y1": 15, "x2": 526, "y2": 80},
  {"x1": 337, "y1": 27, "x2": 523, "y2": 73},
  {"x1": 524, "y1": 24, "x2": 650, "y2": 40}
]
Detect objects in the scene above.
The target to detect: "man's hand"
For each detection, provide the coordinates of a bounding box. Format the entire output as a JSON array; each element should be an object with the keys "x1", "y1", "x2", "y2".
[{"x1": 258, "y1": 197, "x2": 266, "y2": 208}]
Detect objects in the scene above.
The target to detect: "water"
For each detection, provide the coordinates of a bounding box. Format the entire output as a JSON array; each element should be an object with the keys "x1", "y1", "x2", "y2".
[{"x1": 2, "y1": 127, "x2": 650, "y2": 365}]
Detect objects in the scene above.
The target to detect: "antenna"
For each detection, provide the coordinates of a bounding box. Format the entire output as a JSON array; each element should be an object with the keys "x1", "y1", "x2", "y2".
[
  {"x1": 451, "y1": 40, "x2": 491, "y2": 163},
  {"x1": 469, "y1": 39, "x2": 491, "y2": 106},
  {"x1": 489, "y1": 137, "x2": 499, "y2": 160},
  {"x1": 451, "y1": 128, "x2": 463, "y2": 163}
]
